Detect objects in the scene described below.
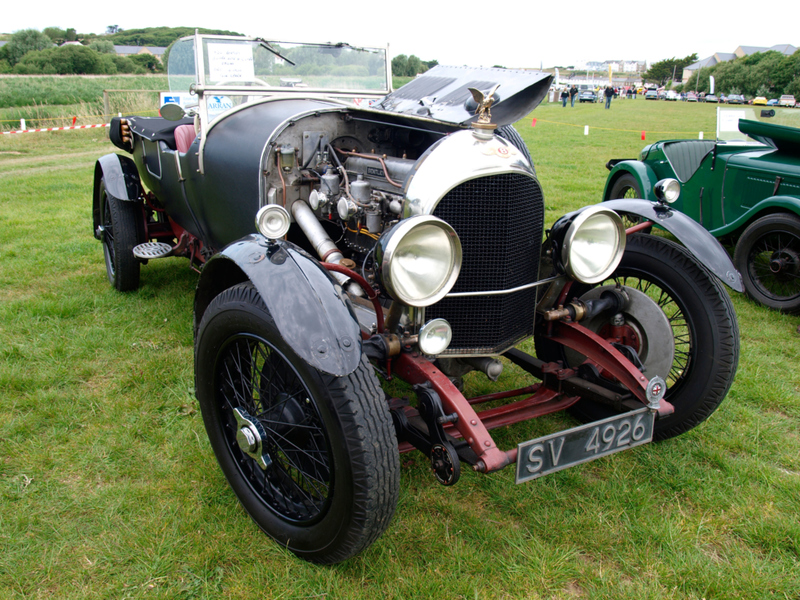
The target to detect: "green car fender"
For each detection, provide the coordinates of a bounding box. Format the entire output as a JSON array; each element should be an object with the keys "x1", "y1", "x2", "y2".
[{"x1": 602, "y1": 161, "x2": 660, "y2": 201}]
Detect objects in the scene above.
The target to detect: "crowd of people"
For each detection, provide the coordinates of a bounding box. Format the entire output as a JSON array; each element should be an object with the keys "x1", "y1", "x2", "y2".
[{"x1": 558, "y1": 84, "x2": 646, "y2": 109}]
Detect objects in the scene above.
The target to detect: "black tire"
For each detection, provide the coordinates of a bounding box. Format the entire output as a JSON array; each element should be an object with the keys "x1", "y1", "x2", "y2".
[
  {"x1": 609, "y1": 173, "x2": 642, "y2": 199},
  {"x1": 195, "y1": 283, "x2": 400, "y2": 564},
  {"x1": 100, "y1": 178, "x2": 143, "y2": 291},
  {"x1": 496, "y1": 124, "x2": 535, "y2": 175},
  {"x1": 733, "y1": 213, "x2": 800, "y2": 313},
  {"x1": 536, "y1": 234, "x2": 739, "y2": 440},
  {"x1": 608, "y1": 173, "x2": 652, "y2": 232}
]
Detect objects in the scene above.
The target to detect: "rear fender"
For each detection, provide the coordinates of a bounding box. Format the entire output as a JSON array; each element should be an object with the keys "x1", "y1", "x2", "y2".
[
  {"x1": 603, "y1": 161, "x2": 659, "y2": 200},
  {"x1": 195, "y1": 236, "x2": 363, "y2": 377},
  {"x1": 603, "y1": 198, "x2": 744, "y2": 292},
  {"x1": 93, "y1": 154, "x2": 142, "y2": 238}
]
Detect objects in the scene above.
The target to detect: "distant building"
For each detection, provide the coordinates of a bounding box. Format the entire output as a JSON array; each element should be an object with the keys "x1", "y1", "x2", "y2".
[
  {"x1": 114, "y1": 45, "x2": 167, "y2": 61},
  {"x1": 683, "y1": 44, "x2": 797, "y2": 83},
  {"x1": 576, "y1": 60, "x2": 644, "y2": 73}
]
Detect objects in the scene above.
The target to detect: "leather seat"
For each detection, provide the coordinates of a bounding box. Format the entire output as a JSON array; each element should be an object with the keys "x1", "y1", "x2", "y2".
[
  {"x1": 663, "y1": 141, "x2": 716, "y2": 182},
  {"x1": 174, "y1": 124, "x2": 197, "y2": 153}
]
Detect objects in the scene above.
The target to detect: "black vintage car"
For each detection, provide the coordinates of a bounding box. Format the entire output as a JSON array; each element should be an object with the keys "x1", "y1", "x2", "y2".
[{"x1": 93, "y1": 34, "x2": 741, "y2": 563}]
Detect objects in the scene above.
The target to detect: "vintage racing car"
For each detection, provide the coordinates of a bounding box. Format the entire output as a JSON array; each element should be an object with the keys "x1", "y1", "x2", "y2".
[
  {"x1": 603, "y1": 115, "x2": 800, "y2": 312},
  {"x1": 92, "y1": 33, "x2": 741, "y2": 563}
]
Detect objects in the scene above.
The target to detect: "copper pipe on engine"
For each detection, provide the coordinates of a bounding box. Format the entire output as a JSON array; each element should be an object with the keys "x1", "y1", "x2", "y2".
[{"x1": 334, "y1": 148, "x2": 404, "y2": 188}]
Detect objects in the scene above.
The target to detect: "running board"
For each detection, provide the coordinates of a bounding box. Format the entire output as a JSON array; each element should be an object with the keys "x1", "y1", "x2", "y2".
[{"x1": 133, "y1": 242, "x2": 173, "y2": 260}]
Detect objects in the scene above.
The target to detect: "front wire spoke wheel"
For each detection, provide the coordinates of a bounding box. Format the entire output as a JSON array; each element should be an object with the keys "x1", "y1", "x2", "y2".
[
  {"x1": 218, "y1": 335, "x2": 331, "y2": 522},
  {"x1": 536, "y1": 234, "x2": 739, "y2": 440},
  {"x1": 195, "y1": 283, "x2": 399, "y2": 563}
]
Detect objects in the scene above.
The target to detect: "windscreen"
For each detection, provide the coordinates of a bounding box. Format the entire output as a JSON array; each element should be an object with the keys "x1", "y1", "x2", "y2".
[{"x1": 717, "y1": 106, "x2": 800, "y2": 141}]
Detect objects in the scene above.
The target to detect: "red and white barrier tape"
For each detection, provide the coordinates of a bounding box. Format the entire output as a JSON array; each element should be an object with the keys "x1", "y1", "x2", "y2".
[{"x1": 2, "y1": 123, "x2": 109, "y2": 135}]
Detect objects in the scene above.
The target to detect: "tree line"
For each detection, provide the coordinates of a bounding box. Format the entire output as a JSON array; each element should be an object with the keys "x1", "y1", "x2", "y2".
[
  {"x1": 0, "y1": 26, "x2": 239, "y2": 75},
  {"x1": 644, "y1": 50, "x2": 800, "y2": 98},
  {"x1": 687, "y1": 50, "x2": 800, "y2": 98},
  {"x1": 391, "y1": 54, "x2": 438, "y2": 77}
]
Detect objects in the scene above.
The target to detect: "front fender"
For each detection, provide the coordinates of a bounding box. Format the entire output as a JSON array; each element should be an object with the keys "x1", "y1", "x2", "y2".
[
  {"x1": 603, "y1": 161, "x2": 659, "y2": 200},
  {"x1": 93, "y1": 153, "x2": 142, "y2": 238},
  {"x1": 604, "y1": 199, "x2": 744, "y2": 292},
  {"x1": 195, "y1": 236, "x2": 363, "y2": 377}
]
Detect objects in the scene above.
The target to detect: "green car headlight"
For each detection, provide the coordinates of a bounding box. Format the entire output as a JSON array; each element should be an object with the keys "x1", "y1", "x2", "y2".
[
  {"x1": 377, "y1": 216, "x2": 462, "y2": 307},
  {"x1": 654, "y1": 178, "x2": 681, "y2": 204},
  {"x1": 554, "y1": 205, "x2": 626, "y2": 284}
]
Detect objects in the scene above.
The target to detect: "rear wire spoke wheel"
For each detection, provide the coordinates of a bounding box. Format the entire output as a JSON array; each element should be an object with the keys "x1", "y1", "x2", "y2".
[
  {"x1": 536, "y1": 234, "x2": 739, "y2": 440},
  {"x1": 733, "y1": 213, "x2": 800, "y2": 313},
  {"x1": 195, "y1": 283, "x2": 399, "y2": 564},
  {"x1": 99, "y1": 178, "x2": 143, "y2": 291}
]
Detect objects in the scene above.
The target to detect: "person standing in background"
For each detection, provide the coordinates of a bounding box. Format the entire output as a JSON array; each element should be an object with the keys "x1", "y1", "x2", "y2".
[
  {"x1": 569, "y1": 85, "x2": 578, "y2": 107},
  {"x1": 604, "y1": 85, "x2": 613, "y2": 109},
  {"x1": 561, "y1": 88, "x2": 569, "y2": 107}
]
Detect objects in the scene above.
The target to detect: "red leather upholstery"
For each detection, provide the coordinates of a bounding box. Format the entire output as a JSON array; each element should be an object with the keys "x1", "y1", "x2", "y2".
[{"x1": 174, "y1": 124, "x2": 197, "y2": 153}]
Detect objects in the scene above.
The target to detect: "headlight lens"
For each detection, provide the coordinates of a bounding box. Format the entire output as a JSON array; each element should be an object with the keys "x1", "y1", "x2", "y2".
[
  {"x1": 418, "y1": 318, "x2": 453, "y2": 355},
  {"x1": 562, "y1": 206, "x2": 625, "y2": 284},
  {"x1": 255, "y1": 205, "x2": 291, "y2": 239},
  {"x1": 654, "y1": 178, "x2": 681, "y2": 204},
  {"x1": 378, "y1": 216, "x2": 462, "y2": 307}
]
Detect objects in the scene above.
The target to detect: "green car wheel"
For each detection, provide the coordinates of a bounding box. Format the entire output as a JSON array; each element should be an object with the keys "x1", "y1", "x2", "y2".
[{"x1": 734, "y1": 213, "x2": 800, "y2": 314}]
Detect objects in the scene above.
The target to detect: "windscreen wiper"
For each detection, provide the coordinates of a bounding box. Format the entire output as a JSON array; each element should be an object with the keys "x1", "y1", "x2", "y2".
[{"x1": 254, "y1": 38, "x2": 296, "y2": 66}]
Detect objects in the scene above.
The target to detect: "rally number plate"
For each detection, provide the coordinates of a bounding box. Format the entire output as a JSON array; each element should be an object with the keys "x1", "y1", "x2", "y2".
[{"x1": 515, "y1": 408, "x2": 655, "y2": 484}]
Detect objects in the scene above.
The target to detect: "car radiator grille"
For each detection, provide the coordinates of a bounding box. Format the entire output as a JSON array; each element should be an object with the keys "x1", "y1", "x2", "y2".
[{"x1": 427, "y1": 172, "x2": 545, "y2": 355}]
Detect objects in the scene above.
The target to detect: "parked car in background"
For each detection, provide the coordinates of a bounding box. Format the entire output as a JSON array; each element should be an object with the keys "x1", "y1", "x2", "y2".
[
  {"x1": 727, "y1": 94, "x2": 746, "y2": 105},
  {"x1": 704, "y1": 94, "x2": 719, "y2": 103},
  {"x1": 579, "y1": 90, "x2": 598, "y2": 103},
  {"x1": 767, "y1": 99, "x2": 780, "y2": 106},
  {"x1": 665, "y1": 90, "x2": 679, "y2": 101},
  {"x1": 753, "y1": 97, "x2": 768, "y2": 105},
  {"x1": 604, "y1": 118, "x2": 800, "y2": 313},
  {"x1": 645, "y1": 90, "x2": 658, "y2": 100},
  {"x1": 92, "y1": 32, "x2": 741, "y2": 563},
  {"x1": 718, "y1": 94, "x2": 728, "y2": 103},
  {"x1": 686, "y1": 92, "x2": 698, "y2": 102},
  {"x1": 779, "y1": 95, "x2": 797, "y2": 107}
]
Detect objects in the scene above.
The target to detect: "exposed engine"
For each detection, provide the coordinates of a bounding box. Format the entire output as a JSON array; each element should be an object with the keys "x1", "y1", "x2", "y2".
[{"x1": 261, "y1": 109, "x2": 545, "y2": 364}]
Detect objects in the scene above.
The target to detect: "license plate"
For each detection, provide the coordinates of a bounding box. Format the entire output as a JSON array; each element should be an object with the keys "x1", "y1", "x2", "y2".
[{"x1": 515, "y1": 408, "x2": 655, "y2": 484}]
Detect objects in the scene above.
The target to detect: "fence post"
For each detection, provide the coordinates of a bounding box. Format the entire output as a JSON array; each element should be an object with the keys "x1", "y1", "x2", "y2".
[{"x1": 103, "y1": 91, "x2": 110, "y2": 120}]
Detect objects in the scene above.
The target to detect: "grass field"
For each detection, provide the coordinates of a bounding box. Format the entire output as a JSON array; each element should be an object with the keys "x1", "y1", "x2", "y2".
[{"x1": 1, "y1": 97, "x2": 799, "y2": 599}]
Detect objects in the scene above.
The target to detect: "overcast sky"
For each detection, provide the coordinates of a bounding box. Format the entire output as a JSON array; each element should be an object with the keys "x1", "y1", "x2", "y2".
[{"x1": 4, "y1": 0, "x2": 797, "y2": 70}]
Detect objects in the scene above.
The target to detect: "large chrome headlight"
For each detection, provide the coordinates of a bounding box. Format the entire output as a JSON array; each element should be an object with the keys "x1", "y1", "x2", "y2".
[
  {"x1": 377, "y1": 215, "x2": 462, "y2": 307},
  {"x1": 552, "y1": 206, "x2": 626, "y2": 284}
]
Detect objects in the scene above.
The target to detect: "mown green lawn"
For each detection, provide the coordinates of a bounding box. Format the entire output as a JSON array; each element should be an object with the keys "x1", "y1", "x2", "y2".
[{"x1": 1, "y1": 97, "x2": 798, "y2": 599}]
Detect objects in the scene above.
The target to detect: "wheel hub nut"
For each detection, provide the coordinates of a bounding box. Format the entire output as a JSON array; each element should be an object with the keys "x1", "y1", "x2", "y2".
[
  {"x1": 237, "y1": 425, "x2": 258, "y2": 453},
  {"x1": 232, "y1": 408, "x2": 271, "y2": 470}
]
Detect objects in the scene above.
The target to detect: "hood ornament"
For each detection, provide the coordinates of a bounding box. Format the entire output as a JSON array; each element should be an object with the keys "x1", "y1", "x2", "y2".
[{"x1": 468, "y1": 84, "x2": 500, "y2": 133}]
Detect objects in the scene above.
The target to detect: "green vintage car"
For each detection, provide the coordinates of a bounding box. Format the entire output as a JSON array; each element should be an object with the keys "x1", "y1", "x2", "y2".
[{"x1": 603, "y1": 118, "x2": 800, "y2": 313}]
